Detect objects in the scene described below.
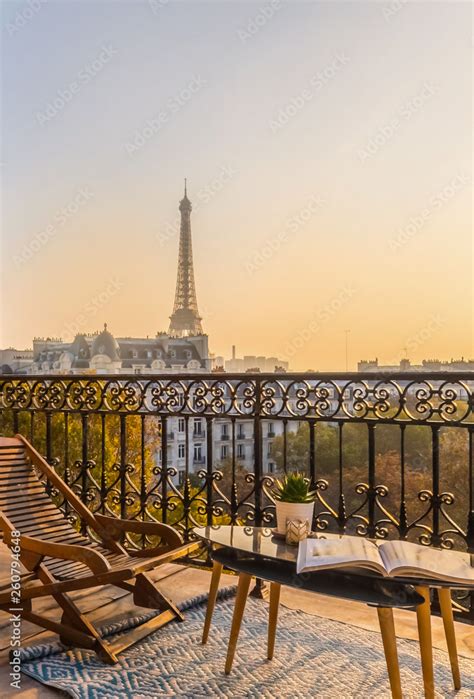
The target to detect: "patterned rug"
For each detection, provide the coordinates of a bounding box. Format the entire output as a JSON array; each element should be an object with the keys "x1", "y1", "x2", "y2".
[{"x1": 19, "y1": 588, "x2": 474, "y2": 699}]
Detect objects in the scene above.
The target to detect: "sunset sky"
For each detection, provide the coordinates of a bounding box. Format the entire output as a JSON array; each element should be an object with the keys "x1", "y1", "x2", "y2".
[{"x1": 1, "y1": 0, "x2": 472, "y2": 370}]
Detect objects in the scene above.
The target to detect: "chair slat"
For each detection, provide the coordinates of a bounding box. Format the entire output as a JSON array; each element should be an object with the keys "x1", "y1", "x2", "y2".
[
  {"x1": 4, "y1": 511, "x2": 71, "y2": 529},
  {"x1": 0, "y1": 442, "x2": 86, "y2": 549},
  {"x1": 3, "y1": 499, "x2": 60, "y2": 514},
  {"x1": 0, "y1": 487, "x2": 47, "y2": 502}
]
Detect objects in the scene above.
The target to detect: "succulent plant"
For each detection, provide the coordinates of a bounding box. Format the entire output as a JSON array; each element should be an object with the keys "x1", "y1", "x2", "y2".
[{"x1": 272, "y1": 472, "x2": 317, "y2": 503}]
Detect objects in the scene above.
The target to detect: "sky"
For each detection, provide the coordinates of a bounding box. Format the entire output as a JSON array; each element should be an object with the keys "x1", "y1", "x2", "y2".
[{"x1": 1, "y1": 0, "x2": 472, "y2": 371}]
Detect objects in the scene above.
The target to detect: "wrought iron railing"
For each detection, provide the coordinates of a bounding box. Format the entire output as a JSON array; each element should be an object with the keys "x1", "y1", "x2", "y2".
[{"x1": 0, "y1": 372, "x2": 473, "y2": 618}]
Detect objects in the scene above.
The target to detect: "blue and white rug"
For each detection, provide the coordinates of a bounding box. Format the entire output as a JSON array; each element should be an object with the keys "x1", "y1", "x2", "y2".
[{"x1": 19, "y1": 588, "x2": 474, "y2": 698}]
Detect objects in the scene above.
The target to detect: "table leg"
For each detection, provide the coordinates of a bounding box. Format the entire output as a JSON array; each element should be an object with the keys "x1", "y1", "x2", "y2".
[
  {"x1": 438, "y1": 588, "x2": 461, "y2": 689},
  {"x1": 377, "y1": 607, "x2": 402, "y2": 699},
  {"x1": 202, "y1": 560, "x2": 223, "y2": 644},
  {"x1": 267, "y1": 582, "x2": 281, "y2": 660},
  {"x1": 415, "y1": 585, "x2": 434, "y2": 699},
  {"x1": 224, "y1": 572, "x2": 252, "y2": 675}
]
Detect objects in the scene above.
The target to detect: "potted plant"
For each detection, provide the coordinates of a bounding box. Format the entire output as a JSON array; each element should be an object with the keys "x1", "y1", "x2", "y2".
[{"x1": 272, "y1": 472, "x2": 317, "y2": 535}]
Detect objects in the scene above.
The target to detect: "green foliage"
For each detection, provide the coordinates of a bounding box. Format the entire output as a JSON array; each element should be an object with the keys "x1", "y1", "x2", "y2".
[
  {"x1": 270, "y1": 422, "x2": 432, "y2": 475},
  {"x1": 272, "y1": 472, "x2": 317, "y2": 503},
  {"x1": 214, "y1": 457, "x2": 253, "y2": 502}
]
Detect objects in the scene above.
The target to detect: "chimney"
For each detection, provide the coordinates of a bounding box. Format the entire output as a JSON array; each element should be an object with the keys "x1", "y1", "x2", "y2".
[{"x1": 232, "y1": 345, "x2": 236, "y2": 360}]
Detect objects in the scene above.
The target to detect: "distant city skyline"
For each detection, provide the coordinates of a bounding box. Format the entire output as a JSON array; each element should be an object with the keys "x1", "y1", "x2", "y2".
[{"x1": 1, "y1": 1, "x2": 472, "y2": 370}]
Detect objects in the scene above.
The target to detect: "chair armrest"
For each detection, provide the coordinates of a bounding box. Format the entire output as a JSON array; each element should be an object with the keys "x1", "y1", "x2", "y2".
[
  {"x1": 93, "y1": 514, "x2": 183, "y2": 550},
  {"x1": 128, "y1": 539, "x2": 202, "y2": 560},
  {"x1": 19, "y1": 535, "x2": 110, "y2": 574}
]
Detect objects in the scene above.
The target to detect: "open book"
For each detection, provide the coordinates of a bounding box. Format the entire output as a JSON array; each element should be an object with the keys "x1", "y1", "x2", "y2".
[{"x1": 297, "y1": 535, "x2": 474, "y2": 585}]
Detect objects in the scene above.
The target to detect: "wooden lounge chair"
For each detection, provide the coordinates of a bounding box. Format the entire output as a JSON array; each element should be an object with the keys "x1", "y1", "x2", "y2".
[{"x1": 0, "y1": 435, "x2": 200, "y2": 663}]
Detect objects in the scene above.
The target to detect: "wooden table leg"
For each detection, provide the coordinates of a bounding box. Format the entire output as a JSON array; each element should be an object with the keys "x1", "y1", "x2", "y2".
[
  {"x1": 377, "y1": 607, "x2": 402, "y2": 699},
  {"x1": 202, "y1": 560, "x2": 223, "y2": 644},
  {"x1": 415, "y1": 585, "x2": 435, "y2": 699},
  {"x1": 224, "y1": 572, "x2": 252, "y2": 675},
  {"x1": 267, "y1": 582, "x2": 281, "y2": 660},
  {"x1": 438, "y1": 588, "x2": 461, "y2": 689}
]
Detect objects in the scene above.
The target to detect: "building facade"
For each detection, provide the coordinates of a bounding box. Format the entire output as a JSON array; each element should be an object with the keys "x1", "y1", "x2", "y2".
[
  {"x1": 358, "y1": 357, "x2": 474, "y2": 372},
  {"x1": 0, "y1": 347, "x2": 34, "y2": 374},
  {"x1": 211, "y1": 345, "x2": 289, "y2": 373},
  {"x1": 27, "y1": 326, "x2": 210, "y2": 375},
  {"x1": 159, "y1": 415, "x2": 291, "y2": 484}
]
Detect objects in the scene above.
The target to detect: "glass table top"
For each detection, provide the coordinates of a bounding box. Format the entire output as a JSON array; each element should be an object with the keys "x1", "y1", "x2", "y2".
[
  {"x1": 194, "y1": 526, "x2": 428, "y2": 608},
  {"x1": 194, "y1": 525, "x2": 345, "y2": 565},
  {"x1": 194, "y1": 525, "x2": 473, "y2": 589}
]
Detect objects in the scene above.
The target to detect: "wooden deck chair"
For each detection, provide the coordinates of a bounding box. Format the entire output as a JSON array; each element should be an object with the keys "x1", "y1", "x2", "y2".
[{"x1": 0, "y1": 435, "x2": 200, "y2": 663}]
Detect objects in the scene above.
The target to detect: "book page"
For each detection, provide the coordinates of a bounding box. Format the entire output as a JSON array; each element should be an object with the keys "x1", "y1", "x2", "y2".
[
  {"x1": 297, "y1": 535, "x2": 386, "y2": 575},
  {"x1": 380, "y1": 540, "x2": 474, "y2": 585}
]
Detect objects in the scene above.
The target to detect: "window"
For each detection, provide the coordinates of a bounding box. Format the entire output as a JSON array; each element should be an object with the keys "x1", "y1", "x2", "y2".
[
  {"x1": 178, "y1": 418, "x2": 185, "y2": 433},
  {"x1": 134, "y1": 368, "x2": 142, "y2": 375},
  {"x1": 221, "y1": 445, "x2": 228, "y2": 459},
  {"x1": 268, "y1": 422, "x2": 275, "y2": 436},
  {"x1": 221, "y1": 424, "x2": 229, "y2": 438},
  {"x1": 178, "y1": 470, "x2": 185, "y2": 486},
  {"x1": 194, "y1": 445, "x2": 202, "y2": 462},
  {"x1": 237, "y1": 444, "x2": 245, "y2": 459},
  {"x1": 194, "y1": 419, "x2": 202, "y2": 435},
  {"x1": 267, "y1": 442, "x2": 272, "y2": 457},
  {"x1": 268, "y1": 462, "x2": 275, "y2": 474},
  {"x1": 178, "y1": 444, "x2": 185, "y2": 459},
  {"x1": 237, "y1": 424, "x2": 245, "y2": 439}
]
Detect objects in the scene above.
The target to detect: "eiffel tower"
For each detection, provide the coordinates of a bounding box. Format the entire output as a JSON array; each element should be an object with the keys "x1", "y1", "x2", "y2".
[{"x1": 168, "y1": 180, "x2": 203, "y2": 337}]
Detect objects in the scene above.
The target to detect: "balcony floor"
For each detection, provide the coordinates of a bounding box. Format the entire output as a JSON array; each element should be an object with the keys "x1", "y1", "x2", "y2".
[{"x1": 1, "y1": 543, "x2": 473, "y2": 698}]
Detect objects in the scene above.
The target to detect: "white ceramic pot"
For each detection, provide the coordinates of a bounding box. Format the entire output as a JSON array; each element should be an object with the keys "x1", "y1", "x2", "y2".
[{"x1": 275, "y1": 500, "x2": 314, "y2": 535}]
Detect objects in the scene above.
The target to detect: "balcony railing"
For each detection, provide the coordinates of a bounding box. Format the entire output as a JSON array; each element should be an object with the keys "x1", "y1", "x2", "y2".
[{"x1": 1, "y1": 371, "x2": 473, "y2": 618}]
